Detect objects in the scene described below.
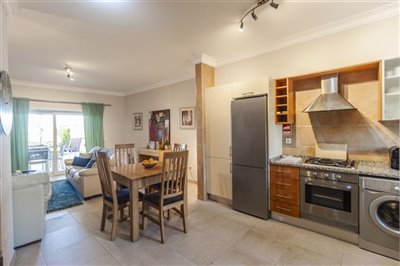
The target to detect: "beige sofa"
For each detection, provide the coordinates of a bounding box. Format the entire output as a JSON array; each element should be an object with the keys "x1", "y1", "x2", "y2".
[{"x1": 64, "y1": 151, "x2": 114, "y2": 199}]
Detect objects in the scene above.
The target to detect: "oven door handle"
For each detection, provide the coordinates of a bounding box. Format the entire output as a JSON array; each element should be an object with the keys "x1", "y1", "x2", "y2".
[{"x1": 304, "y1": 178, "x2": 353, "y2": 191}]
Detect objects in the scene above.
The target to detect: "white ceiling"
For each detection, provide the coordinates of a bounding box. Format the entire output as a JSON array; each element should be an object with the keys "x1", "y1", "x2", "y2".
[{"x1": 7, "y1": 0, "x2": 397, "y2": 95}]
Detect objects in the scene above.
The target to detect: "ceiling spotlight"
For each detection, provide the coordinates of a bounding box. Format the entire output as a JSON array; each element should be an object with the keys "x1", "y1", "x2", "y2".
[
  {"x1": 270, "y1": 0, "x2": 279, "y2": 9},
  {"x1": 65, "y1": 64, "x2": 74, "y2": 81},
  {"x1": 239, "y1": 21, "x2": 244, "y2": 32},
  {"x1": 251, "y1": 11, "x2": 258, "y2": 21}
]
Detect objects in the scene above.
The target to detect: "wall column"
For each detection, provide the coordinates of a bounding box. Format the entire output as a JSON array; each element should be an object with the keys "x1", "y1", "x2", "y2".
[{"x1": 194, "y1": 55, "x2": 215, "y2": 200}]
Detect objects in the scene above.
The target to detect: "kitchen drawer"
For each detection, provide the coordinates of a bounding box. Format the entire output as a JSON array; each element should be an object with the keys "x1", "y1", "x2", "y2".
[
  {"x1": 270, "y1": 180, "x2": 299, "y2": 205},
  {"x1": 270, "y1": 165, "x2": 299, "y2": 181},
  {"x1": 270, "y1": 199, "x2": 299, "y2": 217}
]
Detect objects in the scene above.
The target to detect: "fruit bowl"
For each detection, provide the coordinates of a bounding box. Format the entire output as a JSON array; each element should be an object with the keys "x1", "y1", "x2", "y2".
[{"x1": 141, "y1": 160, "x2": 158, "y2": 169}]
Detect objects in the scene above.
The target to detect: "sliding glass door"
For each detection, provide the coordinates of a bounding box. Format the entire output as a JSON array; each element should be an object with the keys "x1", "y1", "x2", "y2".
[{"x1": 28, "y1": 111, "x2": 85, "y2": 176}]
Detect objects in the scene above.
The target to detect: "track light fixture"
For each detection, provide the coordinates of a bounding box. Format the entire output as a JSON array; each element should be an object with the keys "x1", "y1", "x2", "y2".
[
  {"x1": 270, "y1": 0, "x2": 279, "y2": 9},
  {"x1": 251, "y1": 11, "x2": 258, "y2": 21},
  {"x1": 238, "y1": 0, "x2": 279, "y2": 32},
  {"x1": 64, "y1": 64, "x2": 74, "y2": 81}
]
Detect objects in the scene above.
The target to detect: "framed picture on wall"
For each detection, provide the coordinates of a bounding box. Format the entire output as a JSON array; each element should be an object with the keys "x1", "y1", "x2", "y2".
[
  {"x1": 149, "y1": 109, "x2": 170, "y2": 145},
  {"x1": 179, "y1": 107, "x2": 195, "y2": 129},
  {"x1": 132, "y1": 112, "x2": 143, "y2": 130}
]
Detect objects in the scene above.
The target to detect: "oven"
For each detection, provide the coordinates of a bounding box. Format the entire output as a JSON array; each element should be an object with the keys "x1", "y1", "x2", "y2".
[{"x1": 300, "y1": 168, "x2": 359, "y2": 232}]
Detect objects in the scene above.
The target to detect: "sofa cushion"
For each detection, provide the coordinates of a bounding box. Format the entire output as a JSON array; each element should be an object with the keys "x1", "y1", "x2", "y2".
[
  {"x1": 86, "y1": 158, "x2": 96, "y2": 168},
  {"x1": 72, "y1": 157, "x2": 92, "y2": 167}
]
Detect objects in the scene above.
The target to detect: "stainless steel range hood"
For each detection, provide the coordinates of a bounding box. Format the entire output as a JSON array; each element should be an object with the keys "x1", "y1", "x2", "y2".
[{"x1": 303, "y1": 74, "x2": 357, "y2": 113}]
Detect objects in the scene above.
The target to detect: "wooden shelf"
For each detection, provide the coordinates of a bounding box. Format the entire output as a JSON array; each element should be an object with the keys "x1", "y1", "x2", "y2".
[{"x1": 274, "y1": 78, "x2": 294, "y2": 125}]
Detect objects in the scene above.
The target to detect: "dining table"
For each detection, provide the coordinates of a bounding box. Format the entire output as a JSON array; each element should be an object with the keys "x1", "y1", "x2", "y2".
[{"x1": 111, "y1": 162, "x2": 163, "y2": 241}]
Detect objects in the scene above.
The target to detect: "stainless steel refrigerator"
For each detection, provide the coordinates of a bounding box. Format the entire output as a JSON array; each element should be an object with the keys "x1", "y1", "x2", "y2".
[{"x1": 231, "y1": 95, "x2": 269, "y2": 219}]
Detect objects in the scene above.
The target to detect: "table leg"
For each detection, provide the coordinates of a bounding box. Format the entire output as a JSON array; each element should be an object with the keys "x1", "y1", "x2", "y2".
[{"x1": 129, "y1": 181, "x2": 140, "y2": 242}]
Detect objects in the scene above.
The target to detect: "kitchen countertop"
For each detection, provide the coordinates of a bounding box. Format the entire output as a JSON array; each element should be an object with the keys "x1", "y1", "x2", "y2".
[{"x1": 269, "y1": 155, "x2": 399, "y2": 180}]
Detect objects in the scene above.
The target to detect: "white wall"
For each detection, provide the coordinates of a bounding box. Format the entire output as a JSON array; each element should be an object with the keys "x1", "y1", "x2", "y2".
[
  {"x1": 123, "y1": 79, "x2": 197, "y2": 180},
  {"x1": 216, "y1": 16, "x2": 399, "y2": 86},
  {"x1": 0, "y1": 4, "x2": 14, "y2": 265},
  {"x1": 13, "y1": 85, "x2": 126, "y2": 150}
]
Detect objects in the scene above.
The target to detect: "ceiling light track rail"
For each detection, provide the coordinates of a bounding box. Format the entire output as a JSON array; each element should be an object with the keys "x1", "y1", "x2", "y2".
[{"x1": 239, "y1": 0, "x2": 279, "y2": 32}]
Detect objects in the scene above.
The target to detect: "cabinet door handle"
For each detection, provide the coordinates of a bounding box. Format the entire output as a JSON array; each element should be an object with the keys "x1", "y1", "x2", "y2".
[
  {"x1": 276, "y1": 194, "x2": 292, "y2": 199},
  {"x1": 277, "y1": 206, "x2": 291, "y2": 212},
  {"x1": 276, "y1": 182, "x2": 291, "y2": 186},
  {"x1": 229, "y1": 146, "x2": 232, "y2": 159},
  {"x1": 242, "y1": 92, "x2": 254, "y2": 96},
  {"x1": 230, "y1": 163, "x2": 232, "y2": 173},
  {"x1": 276, "y1": 170, "x2": 291, "y2": 174}
]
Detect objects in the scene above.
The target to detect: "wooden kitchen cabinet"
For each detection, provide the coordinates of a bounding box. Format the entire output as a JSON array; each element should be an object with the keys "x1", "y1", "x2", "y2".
[
  {"x1": 205, "y1": 84, "x2": 233, "y2": 201},
  {"x1": 269, "y1": 164, "x2": 300, "y2": 217},
  {"x1": 274, "y1": 78, "x2": 295, "y2": 124},
  {"x1": 206, "y1": 157, "x2": 232, "y2": 200},
  {"x1": 232, "y1": 78, "x2": 268, "y2": 98},
  {"x1": 205, "y1": 84, "x2": 233, "y2": 159}
]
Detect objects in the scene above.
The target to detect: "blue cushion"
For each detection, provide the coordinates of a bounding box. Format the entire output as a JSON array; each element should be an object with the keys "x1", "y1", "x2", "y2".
[
  {"x1": 144, "y1": 192, "x2": 183, "y2": 206},
  {"x1": 104, "y1": 189, "x2": 143, "y2": 204},
  {"x1": 71, "y1": 157, "x2": 92, "y2": 167},
  {"x1": 85, "y1": 158, "x2": 96, "y2": 168}
]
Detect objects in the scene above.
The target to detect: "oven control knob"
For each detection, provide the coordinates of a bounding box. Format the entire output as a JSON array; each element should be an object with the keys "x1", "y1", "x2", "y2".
[
  {"x1": 394, "y1": 186, "x2": 400, "y2": 192},
  {"x1": 312, "y1": 172, "x2": 318, "y2": 176},
  {"x1": 336, "y1": 175, "x2": 341, "y2": 179},
  {"x1": 323, "y1": 173, "x2": 329, "y2": 178}
]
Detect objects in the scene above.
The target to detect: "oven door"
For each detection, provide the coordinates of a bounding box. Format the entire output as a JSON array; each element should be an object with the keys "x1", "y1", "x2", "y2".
[{"x1": 301, "y1": 176, "x2": 358, "y2": 230}]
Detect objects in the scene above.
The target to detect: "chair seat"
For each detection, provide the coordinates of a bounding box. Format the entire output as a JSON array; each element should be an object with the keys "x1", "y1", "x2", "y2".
[
  {"x1": 144, "y1": 192, "x2": 183, "y2": 206},
  {"x1": 105, "y1": 189, "x2": 144, "y2": 204}
]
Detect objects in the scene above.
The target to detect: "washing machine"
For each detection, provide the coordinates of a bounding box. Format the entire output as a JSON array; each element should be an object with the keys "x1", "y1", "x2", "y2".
[{"x1": 359, "y1": 176, "x2": 400, "y2": 260}]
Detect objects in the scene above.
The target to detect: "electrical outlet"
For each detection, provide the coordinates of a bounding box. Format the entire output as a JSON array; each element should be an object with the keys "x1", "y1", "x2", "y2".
[{"x1": 285, "y1": 138, "x2": 292, "y2": 145}]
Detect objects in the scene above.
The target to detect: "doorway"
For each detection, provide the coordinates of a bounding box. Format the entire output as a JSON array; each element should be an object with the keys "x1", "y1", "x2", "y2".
[{"x1": 28, "y1": 111, "x2": 85, "y2": 176}]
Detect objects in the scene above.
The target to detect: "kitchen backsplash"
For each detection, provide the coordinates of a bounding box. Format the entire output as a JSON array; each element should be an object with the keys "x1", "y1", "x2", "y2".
[{"x1": 283, "y1": 80, "x2": 400, "y2": 162}]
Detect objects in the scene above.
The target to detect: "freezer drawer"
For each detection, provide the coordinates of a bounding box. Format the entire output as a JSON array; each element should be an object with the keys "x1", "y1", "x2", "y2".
[{"x1": 232, "y1": 165, "x2": 269, "y2": 219}]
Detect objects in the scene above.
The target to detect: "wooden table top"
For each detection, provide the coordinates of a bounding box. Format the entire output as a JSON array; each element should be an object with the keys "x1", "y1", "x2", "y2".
[{"x1": 111, "y1": 162, "x2": 163, "y2": 181}]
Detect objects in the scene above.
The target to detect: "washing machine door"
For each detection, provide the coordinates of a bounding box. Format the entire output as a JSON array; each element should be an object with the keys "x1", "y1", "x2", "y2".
[{"x1": 369, "y1": 195, "x2": 400, "y2": 237}]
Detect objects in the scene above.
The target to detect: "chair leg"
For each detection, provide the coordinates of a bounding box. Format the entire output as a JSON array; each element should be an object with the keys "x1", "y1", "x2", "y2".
[
  {"x1": 181, "y1": 204, "x2": 187, "y2": 233},
  {"x1": 120, "y1": 208, "x2": 124, "y2": 221},
  {"x1": 159, "y1": 209, "x2": 165, "y2": 244},
  {"x1": 110, "y1": 207, "x2": 118, "y2": 241},
  {"x1": 100, "y1": 204, "x2": 107, "y2": 231}
]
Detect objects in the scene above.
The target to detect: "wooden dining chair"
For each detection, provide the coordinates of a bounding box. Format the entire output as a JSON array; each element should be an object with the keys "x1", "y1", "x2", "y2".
[
  {"x1": 141, "y1": 150, "x2": 189, "y2": 244},
  {"x1": 173, "y1": 143, "x2": 187, "y2": 152},
  {"x1": 149, "y1": 143, "x2": 188, "y2": 219},
  {"x1": 115, "y1": 143, "x2": 135, "y2": 166},
  {"x1": 96, "y1": 151, "x2": 132, "y2": 241}
]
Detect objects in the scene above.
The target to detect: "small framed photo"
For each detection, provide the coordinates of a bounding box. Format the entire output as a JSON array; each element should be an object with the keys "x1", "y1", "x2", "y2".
[
  {"x1": 179, "y1": 107, "x2": 195, "y2": 129},
  {"x1": 132, "y1": 112, "x2": 143, "y2": 130}
]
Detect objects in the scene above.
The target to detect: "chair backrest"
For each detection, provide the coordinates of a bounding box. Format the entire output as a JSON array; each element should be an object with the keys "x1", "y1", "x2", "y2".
[
  {"x1": 95, "y1": 151, "x2": 117, "y2": 204},
  {"x1": 160, "y1": 150, "x2": 189, "y2": 203},
  {"x1": 173, "y1": 143, "x2": 187, "y2": 151},
  {"x1": 115, "y1": 143, "x2": 135, "y2": 166}
]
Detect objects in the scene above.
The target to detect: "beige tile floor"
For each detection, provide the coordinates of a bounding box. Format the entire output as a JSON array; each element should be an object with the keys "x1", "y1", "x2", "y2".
[{"x1": 14, "y1": 183, "x2": 399, "y2": 266}]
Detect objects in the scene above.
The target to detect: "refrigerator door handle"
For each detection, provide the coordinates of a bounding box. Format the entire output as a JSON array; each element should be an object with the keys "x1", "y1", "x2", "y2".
[{"x1": 230, "y1": 146, "x2": 232, "y2": 159}]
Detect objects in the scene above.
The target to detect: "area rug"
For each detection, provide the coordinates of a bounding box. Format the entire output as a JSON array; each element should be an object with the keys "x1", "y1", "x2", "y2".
[{"x1": 47, "y1": 180, "x2": 83, "y2": 212}]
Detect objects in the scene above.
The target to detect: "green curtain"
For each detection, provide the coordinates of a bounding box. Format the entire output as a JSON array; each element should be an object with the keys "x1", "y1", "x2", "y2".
[
  {"x1": 10, "y1": 98, "x2": 30, "y2": 172},
  {"x1": 82, "y1": 102, "x2": 105, "y2": 152}
]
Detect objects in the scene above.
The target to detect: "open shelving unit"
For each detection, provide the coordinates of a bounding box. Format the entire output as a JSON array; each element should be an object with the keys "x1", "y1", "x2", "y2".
[
  {"x1": 382, "y1": 57, "x2": 400, "y2": 120},
  {"x1": 274, "y1": 78, "x2": 294, "y2": 124}
]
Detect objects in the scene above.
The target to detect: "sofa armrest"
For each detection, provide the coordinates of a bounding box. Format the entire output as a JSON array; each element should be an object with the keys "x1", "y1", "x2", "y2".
[
  {"x1": 78, "y1": 168, "x2": 98, "y2": 176},
  {"x1": 64, "y1": 159, "x2": 73, "y2": 166}
]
